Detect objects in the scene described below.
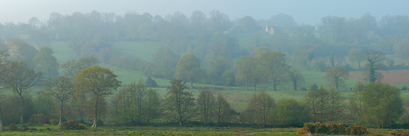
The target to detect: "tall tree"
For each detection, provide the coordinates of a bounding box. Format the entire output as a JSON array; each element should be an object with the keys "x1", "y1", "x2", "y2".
[
  {"x1": 364, "y1": 49, "x2": 386, "y2": 82},
  {"x1": 246, "y1": 91, "x2": 275, "y2": 127},
  {"x1": 60, "y1": 57, "x2": 99, "y2": 80},
  {"x1": 135, "y1": 79, "x2": 147, "y2": 125},
  {"x1": 235, "y1": 55, "x2": 257, "y2": 90},
  {"x1": 328, "y1": 89, "x2": 344, "y2": 122},
  {"x1": 259, "y1": 51, "x2": 288, "y2": 91},
  {"x1": 349, "y1": 82, "x2": 366, "y2": 126},
  {"x1": 34, "y1": 47, "x2": 59, "y2": 79},
  {"x1": 4, "y1": 61, "x2": 42, "y2": 124},
  {"x1": 0, "y1": 51, "x2": 9, "y2": 131},
  {"x1": 272, "y1": 98, "x2": 309, "y2": 127},
  {"x1": 348, "y1": 49, "x2": 365, "y2": 70},
  {"x1": 73, "y1": 65, "x2": 121, "y2": 127},
  {"x1": 287, "y1": 68, "x2": 305, "y2": 90},
  {"x1": 174, "y1": 53, "x2": 203, "y2": 89},
  {"x1": 164, "y1": 80, "x2": 195, "y2": 126},
  {"x1": 145, "y1": 88, "x2": 161, "y2": 125},
  {"x1": 197, "y1": 89, "x2": 215, "y2": 126},
  {"x1": 305, "y1": 85, "x2": 330, "y2": 122},
  {"x1": 362, "y1": 83, "x2": 404, "y2": 128},
  {"x1": 215, "y1": 94, "x2": 231, "y2": 126},
  {"x1": 323, "y1": 66, "x2": 349, "y2": 91},
  {"x1": 153, "y1": 46, "x2": 179, "y2": 79},
  {"x1": 6, "y1": 40, "x2": 38, "y2": 69},
  {"x1": 43, "y1": 76, "x2": 74, "y2": 125}
]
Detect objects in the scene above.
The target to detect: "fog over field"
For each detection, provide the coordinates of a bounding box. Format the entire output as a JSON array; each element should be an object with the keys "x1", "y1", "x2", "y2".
[
  {"x1": 1, "y1": 0, "x2": 408, "y2": 25},
  {"x1": 1, "y1": 0, "x2": 409, "y2": 134}
]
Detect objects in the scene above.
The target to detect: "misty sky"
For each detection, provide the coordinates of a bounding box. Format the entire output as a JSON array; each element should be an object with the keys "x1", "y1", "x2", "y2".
[{"x1": 1, "y1": 0, "x2": 408, "y2": 25}]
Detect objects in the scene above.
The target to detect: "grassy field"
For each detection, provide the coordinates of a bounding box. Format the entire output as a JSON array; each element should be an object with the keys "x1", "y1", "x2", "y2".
[{"x1": 0, "y1": 125, "x2": 398, "y2": 136}]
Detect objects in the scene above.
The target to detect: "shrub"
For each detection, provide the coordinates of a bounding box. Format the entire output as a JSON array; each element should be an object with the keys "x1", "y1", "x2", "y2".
[
  {"x1": 29, "y1": 114, "x2": 48, "y2": 125},
  {"x1": 60, "y1": 120, "x2": 87, "y2": 130},
  {"x1": 30, "y1": 128, "x2": 38, "y2": 131},
  {"x1": 390, "y1": 129, "x2": 409, "y2": 135},
  {"x1": 9, "y1": 123, "x2": 17, "y2": 131},
  {"x1": 20, "y1": 123, "x2": 28, "y2": 131},
  {"x1": 297, "y1": 122, "x2": 367, "y2": 135},
  {"x1": 402, "y1": 86, "x2": 407, "y2": 91},
  {"x1": 50, "y1": 119, "x2": 58, "y2": 125},
  {"x1": 346, "y1": 125, "x2": 368, "y2": 135}
]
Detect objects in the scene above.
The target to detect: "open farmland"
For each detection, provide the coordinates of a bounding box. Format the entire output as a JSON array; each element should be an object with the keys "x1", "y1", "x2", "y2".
[{"x1": 349, "y1": 70, "x2": 409, "y2": 85}]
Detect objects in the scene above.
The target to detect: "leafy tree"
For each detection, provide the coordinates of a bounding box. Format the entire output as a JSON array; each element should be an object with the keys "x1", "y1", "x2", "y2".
[
  {"x1": 305, "y1": 85, "x2": 329, "y2": 122},
  {"x1": 207, "y1": 57, "x2": 231, "y2": 85},
  {"x1": 34, "y1": 47, "x2": 59, "y2": 79},
  {"x1": 239, "y1": 16, "x2": 258, "y2": 33},
  {"x1": 319, "y1": 16, "x2": 346, "y2": 42},
  {"x1": 272, "y1": 98, "x2": 309, "y2": 127},
  {"x1": 60, "y1": 57, "x2": 99, "y2": 80},
  {"x1": 73, "y1": 65, "x2": 121, "y2": 127},
  {"x1": 6, "y1": 40, "x2": 38, "y2": 69},
  {"x1": 134, "y1": 79, "x2": 147, "y2": 125},
  {"x1": 323, "y1": 66, "x2": 349, "y2": 91},
  {"x1": 328, "y1": 89, "x2": 344, "y2": 122},
  {"x1": 362, "y1": 83, "x2": 404, "y2": 128},
  {"x1": 44, "y1": 76, "x2": 75, "y2": 125},
  {"x1": 259, "y1": 51, "x2": 288, "y2": 91},
  {"x1": 146, "y1": 88, "x2": 161, "y2": 124},
  {"x1": 348, "y1": 49, "x2": 365, "y2": 70},
  {"x1": 246, "y1": 91, "x2": 275, "y2": 127},
  {"x1": 197, "y1": 89, "x2": 215, "y2": 126},
  {"x1": 4, "y1": 61, "x2": 42, "y2": 124},
  {"x1": 221, "y1": 70, "x2": 235, "y2": 86},
  {"x1": 235, "y1": 55, "x2": 257, "y2": 90},
  {"x1": 164, "y1": 80, "x2": 195, "y2": 126},
  {"x1": 349, "y1": 82, "x2": 366, "y2": 126},
  {"x1": 215, "y1": 94, "x2": 231, "y2": 126},
  {"x1": 364, "y1": 49, "x2": 386, "y2": 82},
  {"x1": 0, "y1": 51, "x2": 9, "y2": 130},
  {"x1": 174, "y1": 53, "x2": 203, "y2": 89},
  {"x1": 152, "y1": 46, "x2": 179, "y2": 79},
  {"x1": 287, "y1": 68, "x2": 305, "y2": 90}
]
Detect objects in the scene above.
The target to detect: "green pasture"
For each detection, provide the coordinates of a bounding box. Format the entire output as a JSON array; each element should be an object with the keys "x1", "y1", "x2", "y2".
[{"x1": 0, "y1": 126, "x2": 396, "y2": 136}]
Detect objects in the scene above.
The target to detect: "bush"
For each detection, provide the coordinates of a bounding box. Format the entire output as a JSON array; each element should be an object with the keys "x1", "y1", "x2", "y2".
[
  {"x1": 20, "y1": 123, "x2": 28, "y2": 131},
  {"x1": 30, "y1": 128, "x2": 38, "y2": 131},
  {"x1": 29, "y1": 114, "x2": 48, "y2": 125},
  {"x1": 60, "y1": 120, "x2": 87, "y2": 130},
  {"x1": 346, "y1": 125, "x2": 368, "y2": 135},
  {"x1": 402, "y1": 86, "x2": 407, "y2": 91},
  {"x1": 390, "y1": 129, "x2": 409, "y2": 135},
  {"x1": 8, "y1": 123, "x2": 17, "y2": 131},
  {"x1": 50, "y1": 119, "x2": 58, "y2": 125},
  {"x1": 297, "y1": 122, "x2": 367, "y2": 135}
]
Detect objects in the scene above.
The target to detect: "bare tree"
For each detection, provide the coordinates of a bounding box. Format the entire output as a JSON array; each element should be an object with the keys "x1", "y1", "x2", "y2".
[{"x1": 287, "y1": 68, "x2": 305, "y2": 90}]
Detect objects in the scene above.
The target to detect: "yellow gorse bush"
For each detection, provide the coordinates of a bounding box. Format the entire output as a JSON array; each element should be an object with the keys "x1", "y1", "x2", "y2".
[{"x1": 297, "y1": 122, "x2": 367, "y2": 135}]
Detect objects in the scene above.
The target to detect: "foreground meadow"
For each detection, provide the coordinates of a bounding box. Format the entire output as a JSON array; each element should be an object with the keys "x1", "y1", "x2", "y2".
[{"x1": 0, "y1": 126, "x2": 397, "y2": 136}]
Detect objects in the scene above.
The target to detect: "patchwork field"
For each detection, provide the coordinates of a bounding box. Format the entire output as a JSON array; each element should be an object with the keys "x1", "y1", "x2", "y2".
[{"x1": 349, "y1": 70, "x2": 409, "y2": 85}]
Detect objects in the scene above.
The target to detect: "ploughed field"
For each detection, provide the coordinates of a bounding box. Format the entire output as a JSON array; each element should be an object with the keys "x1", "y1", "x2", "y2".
[{"x1": 349, "y1": 70, "x2": 409, "y2": 85}]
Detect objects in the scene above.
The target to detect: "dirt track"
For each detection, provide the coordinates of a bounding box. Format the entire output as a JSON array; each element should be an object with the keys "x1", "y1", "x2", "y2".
[{"x1": 349, "y1": 70, "x2": 409, "y2": 84}]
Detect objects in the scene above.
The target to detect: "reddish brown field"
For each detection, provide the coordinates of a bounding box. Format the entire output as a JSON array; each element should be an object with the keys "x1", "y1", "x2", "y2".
[{"x1": 349, "y1": 70, "x2": 409, "y2": 84}]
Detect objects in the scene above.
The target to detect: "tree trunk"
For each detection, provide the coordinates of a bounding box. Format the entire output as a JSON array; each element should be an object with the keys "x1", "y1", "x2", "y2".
[
  {"x1": 59, "y1": 101, "x2": 63, "y2": 125},
  {"x1": 245, "y1": 82, "x2": 248, "y2": 90},
  {"x1": 179, "y1": 114, "x2": 183, "y2": 127},
  {"x1": 91, "y1": 95, "x2": 99, "y2": 127},
  {"x1": 0, "y1": 107, "x2": 3, "y2": 131},
  {"x1": 20, "y1": 94, "x2": 24, "y2": 124},
  {"x1": 293, "y1": 80, "x2": 297, "y2": 90},
  {"x1": 358, "y1": 61, "x2": 361, "y2": 70},
  {"x1": 190, "y1": 82, "x2": 193, "y2": 90},
  {"x1": 370, "y1": 69, "x2": 375, "y2": 82}
]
